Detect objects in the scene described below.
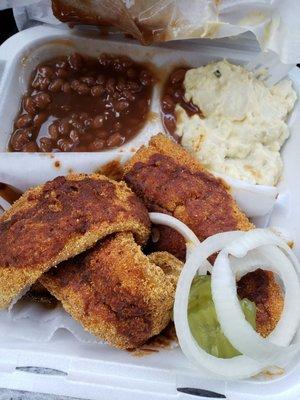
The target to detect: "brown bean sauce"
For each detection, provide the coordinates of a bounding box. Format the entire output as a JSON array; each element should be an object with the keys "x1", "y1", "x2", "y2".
[
  {"x1": 52, "y1": 0, "x2": 111, "y2": 28},
  {"x1": 52, "y1": 1, "x2": 165, "y2": 45},
  {"x1": 161, "y1": 67, "x2": 202, "y2": 141},
  {"x1": 10, "y1": 53, "x2": 154, "y2": 152}
]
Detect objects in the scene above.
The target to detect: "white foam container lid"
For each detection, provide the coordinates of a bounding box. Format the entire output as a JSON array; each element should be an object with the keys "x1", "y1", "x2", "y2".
[{"x1": 0, "y1": 24, "x2": 300, "y2": 399}]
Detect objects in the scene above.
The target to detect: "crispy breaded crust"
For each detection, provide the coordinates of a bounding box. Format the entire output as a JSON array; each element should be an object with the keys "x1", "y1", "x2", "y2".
[
  {"x1": 148, "y1": 251, "x2": 183, "y2": 289},
  {"x1": 0, "y1": 174, "x2": 150, "y2": 309},
  {"x1": 41, "y1": 233, "x2": 181, "y2": 349},
  {"x1": 147, "y1": 224, "x2": 187, "y2": 261},
  {"x1": 238, "y1": 270, "x2": 283, "y2": 337},
  {"x1": 124, "y1": 134, "x2": 282, "y2": 337},
  {"x1": 125, "y1": 134, "x2": 252, "y2": 231},
  {"x1": 124, "y1": 134, "x2": 252, "y2": 261}
]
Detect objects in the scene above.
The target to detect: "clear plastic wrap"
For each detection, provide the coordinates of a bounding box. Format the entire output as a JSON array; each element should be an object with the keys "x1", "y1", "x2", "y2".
[{"x1": 1, "y1": 0, "x2": 300, "y2": 63}]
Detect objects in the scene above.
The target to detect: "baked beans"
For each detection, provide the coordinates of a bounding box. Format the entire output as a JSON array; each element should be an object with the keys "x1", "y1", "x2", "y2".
[
  {"x1": 10, "y1": 53, "x2": 154, "y2": 152},
  {"x1": 161, "y1": 68, "x2": 201, "y2": 140}
]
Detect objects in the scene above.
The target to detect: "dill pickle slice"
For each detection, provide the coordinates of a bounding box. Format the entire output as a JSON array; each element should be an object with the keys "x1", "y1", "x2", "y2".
[{"x1": 188, "y1": 275, "x2": 256, "y2": 359}]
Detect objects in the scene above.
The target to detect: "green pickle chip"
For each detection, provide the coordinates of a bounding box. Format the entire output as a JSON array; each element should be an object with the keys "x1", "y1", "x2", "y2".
[{"x1": 188, "y1": 275, "x2": 256, "y2": 358}]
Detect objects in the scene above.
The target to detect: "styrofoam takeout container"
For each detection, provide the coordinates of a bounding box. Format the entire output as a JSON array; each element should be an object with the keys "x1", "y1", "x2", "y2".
[
  {"x1": 0, "y1": 24, "x2": 300, "y2": 400},
  {"x1": 0, "y1": 25, "x2": 280, "y2": 218}
]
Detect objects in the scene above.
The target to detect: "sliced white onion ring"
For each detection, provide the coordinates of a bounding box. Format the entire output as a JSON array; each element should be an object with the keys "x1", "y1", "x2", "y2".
[
  {"x1": 212, "y1": 238, "x2": 300, "y2": 363},
  {"x1": 230, "y1": 247, "x2": 300, "y2": 346},
  {"x1": 173, "y1": 228, "x2": 300, "y2": 378},
  {"x1": 149, "y1": 212, "x2": 200, "y2": 248},
  {"x1": 148, "y1": 214, "x2": 300, "y2": 378},
  {"x1": 149, "y1": 212, "x2": 212, "y2": 274},
  {"x1": 226, "y1": 229, "x2": 299, "y2": 270},
  {"x1": 174, "y1": 232, "x2": 269, "y2": 379}
]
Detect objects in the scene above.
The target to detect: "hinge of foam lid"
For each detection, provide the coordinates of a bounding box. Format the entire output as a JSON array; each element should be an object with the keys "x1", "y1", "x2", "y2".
[{"x1": 67, "y1": 358, "x2": 177, "y2": 395}]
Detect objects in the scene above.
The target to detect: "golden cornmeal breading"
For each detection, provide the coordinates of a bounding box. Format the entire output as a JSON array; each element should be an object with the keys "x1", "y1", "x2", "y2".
[
  {"x1": 238, "y1": 269, "x2": 284, "y2": 337},
  {"x1": 147, "y1": 251, "x2": 183, "y2": 289},
  {"x1": 124, "y1": 134, "x2": 252, "y2": 261},
  {"x1": 124, "y1": 134, "x2": 283, "y2": 337},
  {"x1": 0, "y1": 174, "x2": 150, "y2": 309},
  {"x1": 41, "y1": 233, "x2": 182, "y2": 349}
]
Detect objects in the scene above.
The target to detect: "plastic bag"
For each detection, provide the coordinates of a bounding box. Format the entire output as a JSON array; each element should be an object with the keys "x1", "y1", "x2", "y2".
[
  {"x1": 1, "y1": 0, "x2": 300, "y2": 63},
  {"x1": 51, "y1": 0, "x2": 300, "y2": 63}
]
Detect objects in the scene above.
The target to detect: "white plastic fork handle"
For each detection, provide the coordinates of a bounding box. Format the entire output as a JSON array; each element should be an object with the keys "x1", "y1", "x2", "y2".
[
  {"x1": 264, "y1": 63, "x2": 295, "y2": 86},
  {"x1": 245, "y1": 51, "x2": 278, "y2": 72},
  {"x1": 245, "y1": 51, "x2": 295, "y2": 87}
]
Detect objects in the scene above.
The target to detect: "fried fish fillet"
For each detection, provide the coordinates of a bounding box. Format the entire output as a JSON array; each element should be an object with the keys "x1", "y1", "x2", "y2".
[
  {"x1": 124, "y1": 133, "x2": 253, "y2": 260},
  {"x1": 41, "y1": 233, "x2": 182, "y2": 349},
  {"x1": 238, "y1": 269, "x2": 283, "y2": 337},
  {"x1": 124, "y1": 134, "x2": 283, "y2": 336},
  {"x1": 147, "y1": 251, "x2": 183, "y2": 289},
  {"x1": 0, "y1": 174, "x2": 150, "y2": 309}
]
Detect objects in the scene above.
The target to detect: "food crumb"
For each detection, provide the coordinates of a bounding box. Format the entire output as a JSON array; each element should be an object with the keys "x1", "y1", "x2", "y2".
[
  {"x1": 54, "y1": 160, "x2": 61, "y2": 169},
  {"x1": 129, "y1": 323, "x2": 178, "y2": 357},
  {"x1": 259, "y1": 366, "x2": 285, "y2": 378}
]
